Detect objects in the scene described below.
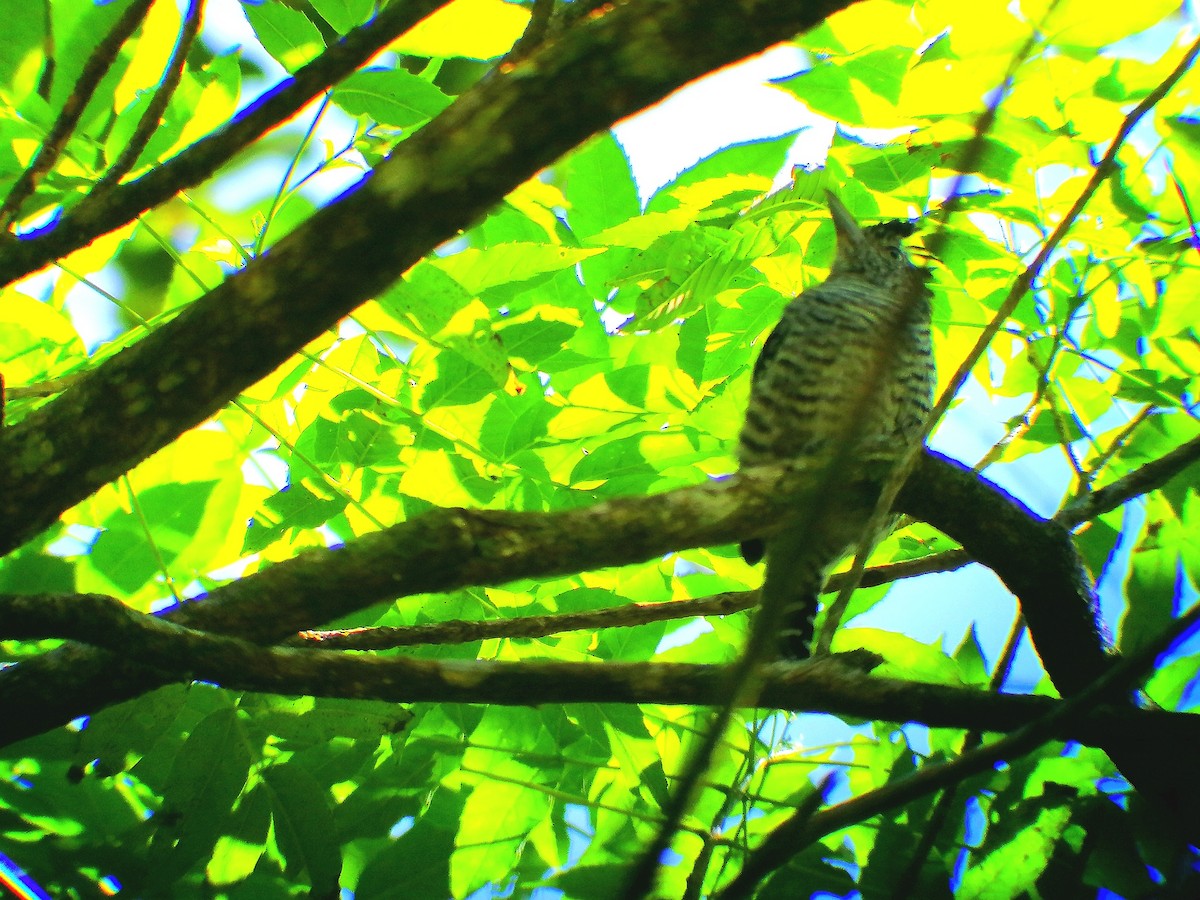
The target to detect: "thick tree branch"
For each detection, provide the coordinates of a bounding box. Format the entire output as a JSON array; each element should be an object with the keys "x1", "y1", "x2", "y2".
[
  {"x1": 899, "y1": 455, "x2": 1108, "y2": 696},
  {"x1": 3, "y1": 446, "x2": 1197, "y2": 751},
  {"x1": 4, "y1": 443, "x2": 1200, "y2": 839},
  {"x1": 0, "y1": 459, "x2": 803, "y2": 745},
  {"x1": 0, "y1": 460, "x2": 807, "y2": 745},
  {"x1": 0, "y1": 0, "x2": 860, "y2": 555},
  {"x1": 3, "y1": 591, "x2": 1196, "y2": 751},
  {"x1": 899, "y1": 450, "x2": 1200, "y2": 841}
]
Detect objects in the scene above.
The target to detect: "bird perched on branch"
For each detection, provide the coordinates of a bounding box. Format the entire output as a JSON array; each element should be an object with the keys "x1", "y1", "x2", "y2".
[{"x1": 738, "y1": 191, "x2": 934, "y2": 659}]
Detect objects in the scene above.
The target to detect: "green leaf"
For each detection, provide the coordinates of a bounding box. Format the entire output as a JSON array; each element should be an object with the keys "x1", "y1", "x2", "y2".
[
  {"x1": 207, "y1": 783, "x2": 270, "y2": 887},
  {"x1": 422, "y1": 349, "x2": 503, "y2": 408},
  {"x1": 498, "y1": 312, "x2": 579, "y2": 369},
  {"x1": 838, "y1": 629, "x2": 963, "y2": 686},
  {"x1": 647, "y1": 132, "x2": 796, "y2": 213},
  {"x1": 433, "y1": 242, "x2": 603, "y2": 295},
  {"x1": 262, "y1": 763, "x2": 342, "y2": 892},
  {"x1": 0, "y1": 0, "x2": 43, "y2": 86},
  {"x1": 775, "y1": 47, "x2": 914, "y2": 127},
  {"x1": 958, "y1": 792, "x2": 1075, "y2": 898},
  {"x1": 333, "y1": 68, "x2": 451, "y2": 128},
  {"x1": 354, "y1": 787, "x2": 460, "y2": 898},
  {"x1": 569, "y1": 435, "x2": 657, "y2": 495},
  {"x1": 87, "y1": 481, "x2": 217, "y2": 593},
  {"x1": 244, "y1": 2, "x2": 324, "y2": 71},
  {"x1": 1037, "y1": 0, "x2": 1177, "y2": 48},
  {"x1": 309, "y1": 0, "x2": 375, "y2": 33},
  {"x1": 148, "y1": 706, "x2": 254, "y2": 888},
  {"x1": 252, "y1": 697, "x2": 413, "y2": 749},
  {"x1": 479, "y1": 391, "x2": 555, "y2": 460},
  {"x1": 1121, "y1": 497, "x2": 1184, "y2": 655},
  {"x1": 245, "y1": 482, "x2": 348, "y2": 553},
  {"x1": 559, "y1": 132, "x2": 640, "y2": 240},
  {"x1": 452, "y1": 766, "x2": 552, "y2": 897}
]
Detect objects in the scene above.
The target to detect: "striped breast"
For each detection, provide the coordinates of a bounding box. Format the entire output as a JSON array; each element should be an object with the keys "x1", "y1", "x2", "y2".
[{"x1": 738, "y1": 275, "x2": 933, "y2": 473}]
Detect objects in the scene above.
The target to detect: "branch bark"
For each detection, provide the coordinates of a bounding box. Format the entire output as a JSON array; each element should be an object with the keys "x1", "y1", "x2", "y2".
[
  {"x1": 3, "y1": 591, "x2": 1197, "y2": 751},
  {"x1": 3, "y1": 444, "x2": 1198, "y2": 749}
]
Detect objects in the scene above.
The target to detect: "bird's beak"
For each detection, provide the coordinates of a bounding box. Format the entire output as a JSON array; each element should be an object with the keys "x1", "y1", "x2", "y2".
[{"x1": 825, "y1": 190, "x2": 864, "y2": 245}]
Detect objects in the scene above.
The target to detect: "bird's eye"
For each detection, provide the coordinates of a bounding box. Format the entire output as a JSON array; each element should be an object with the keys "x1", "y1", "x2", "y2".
[{"x1": 886, "y1": 247, "x2": 905, "y2": 261}]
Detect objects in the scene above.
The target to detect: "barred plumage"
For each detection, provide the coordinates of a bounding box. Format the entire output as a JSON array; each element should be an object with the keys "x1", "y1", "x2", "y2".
[{"x1": 738, "y1": 192, "x2": 935, "y2": 659}]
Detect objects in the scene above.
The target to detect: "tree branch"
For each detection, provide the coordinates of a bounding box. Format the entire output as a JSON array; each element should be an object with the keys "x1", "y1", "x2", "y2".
[
  {"x1": 0, "y1": 0, "x2": 449, "y2": 284},
  {"x1": 1058, "y1": 432, "x2": 1200, "y2": 527},
  {"x1": 899, "y1": 451, "x2": 1200, "y2": 841},
  {"x1": 0, "y1": 0, "x2": 153, "y2": 229},
  {"x1": 3, "y1": 591, "x2": 1196, "y2": 751},
  {"x1": 295, "y1": 591, "x2": 758, "y2": 650},
  {"x1": 0, "y1": 459, "x2": 810, "y2": 745},
  {"x1": 3, "y1": 446, "x2": 1200, "y2": 839},
  {"x1": 294, "y1": 551, "x2": 968, "y2": 650},
  {"x1": 0, "y1": 0, "x2": 1197, "y2": 832},
  {"x1": 2, "y1": 447, "x2": 1195, "y2": 749},
  {"x1": 899, "y1": 454, "x2": 1109, "y2": 696}
]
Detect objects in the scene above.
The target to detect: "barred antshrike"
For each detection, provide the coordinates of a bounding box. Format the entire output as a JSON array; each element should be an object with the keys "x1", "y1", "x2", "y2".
[{"x1": 738, "y1": 191, "x2": 935, "y2": 659}]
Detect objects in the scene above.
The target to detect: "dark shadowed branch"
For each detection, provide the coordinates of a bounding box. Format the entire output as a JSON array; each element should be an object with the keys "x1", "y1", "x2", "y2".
[
  {"x1": 3, "y1": 443, "x2": 1199, "y2": 750},
  {"x1": 3, "y1": 590, "x2": 1197, "y2": 751}
]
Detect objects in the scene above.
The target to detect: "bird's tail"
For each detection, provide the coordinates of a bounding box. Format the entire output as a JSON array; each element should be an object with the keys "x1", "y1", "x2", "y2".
[
  {"x1": 778, "y1": 584, "x2": 822, "y2": 660},
  {"x1": 759, "y1": 535, "x2": 844, "y2": 660}
]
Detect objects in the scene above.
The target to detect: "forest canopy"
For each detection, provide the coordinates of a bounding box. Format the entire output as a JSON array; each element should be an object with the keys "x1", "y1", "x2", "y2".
[{"x1": 0, "y1": 0, "x2": 1198, "y2": 897}]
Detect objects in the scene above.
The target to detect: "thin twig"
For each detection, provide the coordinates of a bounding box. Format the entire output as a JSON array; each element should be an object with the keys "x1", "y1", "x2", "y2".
[
  {"x1": 295, "y1": 591, "x2": 758, "y2": 649},
  {"x1": 0, "y1": 0, "x2": 154, "y2": 229},
  {"x1": 91, "y1": 0, "x2": 204, "y2": 195},
  {"x1": 295, "y1": 551, "x2": 970, "y2": 650},
  {"x1": 1078, "y1": 403, "x2": 1155, "y2": 491},
  {"x1": 0, "y1": 0, "x2": 451, "y2": 283},
  {"x1": 252, "y1": 93, "x2": 332, "y2": 255},
  {"x1": 1058, "y1": 432, "x2": 1200, "y2": 527}
]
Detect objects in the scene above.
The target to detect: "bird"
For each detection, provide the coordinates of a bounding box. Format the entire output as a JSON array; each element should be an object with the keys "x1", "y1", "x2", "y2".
[{"x1": 737, "y1": 190, "x2": 935, "y2": 659}]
